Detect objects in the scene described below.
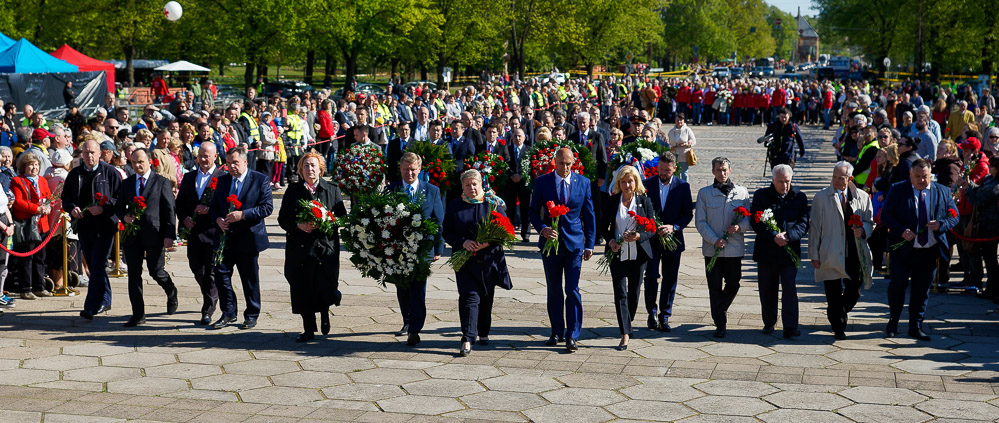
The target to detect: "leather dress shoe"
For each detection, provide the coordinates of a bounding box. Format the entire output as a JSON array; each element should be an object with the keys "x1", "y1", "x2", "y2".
[
  {"x1": 615, "y1": 343, "x2": 628, "y2": 351},
  {"x1": 211, "y1": 317, "x2": 236, "y2": 329},
  {"x1": 545, "y1": 335, "x2": 563, "y2": 346},
  {"x1": 459, "y1": 342, "x2": 472, "y2": 357},
  {"x1": 565, "y1": 339, "x2": 578, "y2": 352},
  {"x1": 885, "y1": 320, "x2": 899, "y2": 338},
  {"x1": 240, "y1": 318, "x2": 257, "y2": 330},
  {"x1": 407, "y1": 333, "x2": 421, "y2": 346},
  {"x1": 198, "y1": 314, "x2": 212, "y2": 325},
  {"x1": 478, "y1": 337, "x2": 489, "y2": 346},
  {"x1": 713, "y1": 328, "x2": 727, "y2": 338},
  {"x1": 647, "y1": 316, "x2": 658, "y2": 330},
  {"x1": 96, "y1": 305, "x2": 111, "y2": 314},
  {"x1": 321, "y1": 313, "x2": 331, "y2": 335},
  {"x1": 296, "y1": 332, "x2": 315, "y2": 343},
  {"x1": 123, "y1": 316, "x2": 145, "y2": 327},
  {"x1": 909, "y1": 329, "x2": 931, "y2": 341},
  {"x1": 833, "y1": 331, "x2": 847, "y2": 340},
  {"x1": 783, "y1": 329, "x2": 801, "y2": 338},
  {"x1": 659, "y1": 322, "x2": 672, "y2": 333},
  {"x1": 396, "y1": 324, "x2": 409, "y2": 336},
  {"x1": 79, "y1": 310, "x2": 94, "y2": 320},
  {"x1": 762, "y1": 325, "x2": 775, "y2": 334},
  {"x1": 166, "y1": 290, "x2": 179, "y2": 315}
]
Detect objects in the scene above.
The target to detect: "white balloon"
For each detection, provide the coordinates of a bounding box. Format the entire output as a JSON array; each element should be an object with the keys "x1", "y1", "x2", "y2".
[{"x1": 163, "y1": 1, "x2": 183, "y2": 21}]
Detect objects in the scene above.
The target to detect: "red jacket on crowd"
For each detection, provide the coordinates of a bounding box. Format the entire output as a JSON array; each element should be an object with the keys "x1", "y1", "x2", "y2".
[
  {"x1": 11, "y1": 175, "x2": 51, "y2": 235},
  {"x1": 958, "y1": 152, "x2": 990, "y2": 216},
  {"x1": 704, "y1": 89, "x2": 716, "y2": 108},
  {"x1": 317, "y1": 110, "x2": 335, "y2": 139},
  {"x1": 677, "y1": 86, "x2": 691, "y2": 103},
  {"x1": 734, "y1": 92, "x2": 745, "y2": 108},
  {"x1": 822, "y1": 90, "x2": 834, "y2": 109},
  {"x1": 770, "y1": 88, "x2": 787, "y2": 108},
  {"x1": 691, "y1": 88, "x2": 703, "y2": 105},
  {"x1": 755, "y1": 92, "x2": 770, "y2": 109}
]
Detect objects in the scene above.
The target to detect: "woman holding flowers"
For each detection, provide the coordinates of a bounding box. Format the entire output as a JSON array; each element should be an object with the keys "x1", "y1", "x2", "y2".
[
  {"x1": 11, "y1": 153, "x2": 53, "y2": 299},
  {"x1": 598, "y1": 166, "x2": 655, "y2": 350},
  {"x1": 277, "y1": 152, "x2": 346, "y2": 342},
  {"x1": 694, "y1": 157, "x2": 750, "y2": 338},
  {"x1": 443, "y1": 169, "x2": 513, "y2": 357}
]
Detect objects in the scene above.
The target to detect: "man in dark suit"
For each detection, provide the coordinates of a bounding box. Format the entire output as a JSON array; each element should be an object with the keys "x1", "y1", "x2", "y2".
[
  {"x1": 529, "y1": 148, "x2": 596, "y2": 352},
  {"x1": 482, "y1": 124, "x2": 511, "y2": 164},
  {"x1": 210, "y1": 146, "x2": 274, "y2": 330},
  {"x1": 177, "y1": 142, "x2": 223, "y2": 325},
  {"x1": 749, "y1": 164, "x2": 809, "y2": 338},
  {"x1": 64, "y1": 140, "x2": 121, "y2": 320},
  {"x1": 386, "y1": 123, "x2": 415, "y2": 184},
  {"x1": 571, "y1": 112, "x2": 608, "y2": 223},
  {"x1": 882, "y1": 159, "x2": 959, "y2": 341},
  {"x1": 501, "y1": 128, "x2": 533, "y2": 241},
  {"x1": 443, "y1": 120, "x2": 475, "y2": 172},
  {"x1": 460, "y1": 112, "x2": 485, "y2": 153},
  {"x1": 116, "y1": 148, "x2": 178, "y2": 327},
  {"x1": 385, "y1": 152, "x2": 445, "y2": 346},
  {"x1": 641, "y1": 152, "x2": 693, "y2": 332}
]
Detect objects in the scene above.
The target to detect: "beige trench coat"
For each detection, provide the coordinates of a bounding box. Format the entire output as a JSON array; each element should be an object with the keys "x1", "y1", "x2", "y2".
[{"x1": 808, "y1": 184, "x2": 874, "y2": 288}]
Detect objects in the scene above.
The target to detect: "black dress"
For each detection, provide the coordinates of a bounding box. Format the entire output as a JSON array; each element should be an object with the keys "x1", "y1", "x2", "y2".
[{"x1": 277, "y1": 179, "x2": 347, "y2": 315}]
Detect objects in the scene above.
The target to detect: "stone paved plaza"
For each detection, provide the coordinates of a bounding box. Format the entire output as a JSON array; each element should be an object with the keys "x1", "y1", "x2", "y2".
[{"x1": 0, "y1": 125, "x2": 997, "y2": 422}]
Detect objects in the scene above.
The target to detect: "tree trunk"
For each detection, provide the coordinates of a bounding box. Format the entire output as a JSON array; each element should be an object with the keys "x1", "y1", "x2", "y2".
[
  {"x1": 244, "y1": 62, "x2": 255, "y2": 93},
  {"x1": 390, "y1": 58, "x2": 399, "y2": 81},
  {"x1": 420, "y1": 63, "x2": 428, "y2": 81},
  {"x1": 124, "y1": 44, "x2": 135, "y2": 89},
  {"x1": 305, "y1": 50, "x2": 316, "y2": 85},
  {"x1": 257, "y1": 63, "x2": 268, "y2": 82},
  {"x1": 437, "y1": 53, "x2": 446, "y2": 87},
  {"x1": 344, "y1": 49, "x2": 359, "y2": 88},
  {"x1": 219, "y1": 62, "x2": 226, "y2": 77},
  {"x1": 914, "y1": 0, "x2": 925, "y2": 79},
  {"x1": 323, "y1": 51, "x2": 334, "y2": 87},
  {"x1": 585, "y1": 63, "x2": 594, "y2": 79}
]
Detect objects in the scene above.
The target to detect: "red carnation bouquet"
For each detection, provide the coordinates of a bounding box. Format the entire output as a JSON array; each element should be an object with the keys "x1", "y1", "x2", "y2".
[
  {"x1": 73, "y1": 190, "x2": 110, "y2": 232},
  {"x1": 121, "y1": 196, "x2": 147, "y2": 238},
  {"x1": 463, "y1": 150, "x2": 509, "y2": 192},
  {"x1": 446, "y1": 209, "x2": 516, "y2": 271},
  {"x1": 596, "y1": 210, "x2": 657, "y2": 274},
  {"x1": 753, "y1": 208, "x2": 801, "y2": 268},
  {"x1": 543, "y1": 200, "x2": 571, "y2": 256},
  {"x1": 519, "y1": 138, "x2": 597, "y2": 186},
  {"x1": 213, "y1": 194, "x2": 242, "y2": 265},
  {"x1": 707, "y1": 206, "x2": 750, "y2": 272},
  {"x1": 296, "y1": 199, "x2": 338, "y2": 237},
  {"x1": 890, "y1": 208, "x2": 957, "y2": 250},
  {"x1": 406, "y1": 141, "x2": 455, "y2": 192}
]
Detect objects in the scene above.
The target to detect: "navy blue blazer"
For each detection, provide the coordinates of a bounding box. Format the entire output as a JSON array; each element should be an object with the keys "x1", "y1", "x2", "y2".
[
  {"x1": 529, "y1": 172, "x2": 596, "y2": 252},
  {"x1": 882, "y1": 180, "x2": 959, "y2": 260},
  {"x1": 642, "y1": 175, "x2": 693, "y2": 253},
  {"x1": 441, "y1": 135, "x2": 476, "y2": 173},
  {"x1": 384, "y1": 180, "x2": 446, "y2": 256},
  {"x1": 209, "y1": 170, "x2": 274, "y2": 254}
]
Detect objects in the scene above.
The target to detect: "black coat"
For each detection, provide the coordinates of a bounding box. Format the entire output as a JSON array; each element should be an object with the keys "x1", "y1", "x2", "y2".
[
  {"x1": 571, "y1": 128, "x2": 608, "y2": 179},
  {"x1": 386, "y1": 135, "x2": 415, "y2": 183},
  {"x1": 177, "y1": 168, "x2": 223, "y2": 244},
  {"x1": 749, "y1": 184, "x2": 809, "y2": 265},
  {"x1": 63, "y1": 162, "x2": 122, "y2": 236},
  {"x1": 599, "y1": 193, "x2": 656, "y2": 262},
  {"x1": 277, "y1": 179, "x2": 347, "y2": 314},
  {"x1": 442, "y1": 199, "x2": 512, "y2": 290},
  {"x1": 116, "y1": 172, "x2": 177, "y2": 246}
]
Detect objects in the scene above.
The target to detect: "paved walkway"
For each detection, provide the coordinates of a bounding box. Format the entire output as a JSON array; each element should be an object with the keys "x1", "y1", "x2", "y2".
[{"x1": 0, "y1": 125, "x2": 997, "y2": 422}]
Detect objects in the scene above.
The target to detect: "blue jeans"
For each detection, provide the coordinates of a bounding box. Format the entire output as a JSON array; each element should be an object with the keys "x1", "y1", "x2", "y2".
[
  {"x1": 692, "y1": 103, "x2": 703, "y2": 124},
  {"x1": 677, "y1": 162, "x2": 690, "y2": 182},
  {"x1": 822, "y1": 108, "x2": 831, "y2": 129}
]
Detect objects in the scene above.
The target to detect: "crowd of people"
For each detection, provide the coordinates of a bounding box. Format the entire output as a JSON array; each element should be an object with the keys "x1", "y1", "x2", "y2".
[{"x1": 0, "y1": 70, "x2": 994, "y2": 355}]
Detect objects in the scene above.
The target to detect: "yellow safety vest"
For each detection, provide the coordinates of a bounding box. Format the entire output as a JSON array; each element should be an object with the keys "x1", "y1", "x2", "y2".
[
  {"x1": 532, "y1": 92, "x2": 545, "y2": 108},
  {"x1": 240, "y1": 112, "x2": 258, "y2": 142},
  {"x1": 853, "y1": 139, "x2": 879, "y2": 185},
  {"x1": 285, "y1": 114, "x2": 304, "y2": 155}
]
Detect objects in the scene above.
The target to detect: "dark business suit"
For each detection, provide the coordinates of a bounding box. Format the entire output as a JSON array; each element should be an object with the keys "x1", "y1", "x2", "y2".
[
  {"x1": 443, "y1": 200, "x2": 512, "y2": 343},
  {"x1": 63, "y1": 162, "x2": 121, "y2": 315},
  {"x1": 210, "y1": 170, "x2": 274, "y2": 322},
  {"x1": 482, "y1": 140, "x2": 512, "y2": 166},
  {"x1": 572, "y1": 128, "x2": 608, "y2": 223},
  {"x1": 384, "y1": 180, "x2": 445, "y2": 336},
  {"x1": 749, "y1": 184, "x2": 809, "y2": 332},
  {"x1": 177, "y1": 167, "x2": 223, "y2": 319},
  {"x1": 501, "y1": 140, "x2": 533, "y2": 237},
  {"x1": 444, "y1": 134, "x2": 477, "y2": 173},
  {"x1": 116, "y1": 172, "x2": 177, "y2": 319},
  {"x1": 641, "y1": 175, "x2": 693, "y2": 327},
  {"x1": 882, "y1": 180, "x2": 959, "y2": 333},
  {"x1": 599, "y1": 193, "x2": 655, "y2": 335},
  {"x1": 529, "y1": 172, "x2": 596, "y2": 341},
  {"x1": 386, "y1": 135, "x2": 415, "y2": 184},
  {"x1": 465, "y1": 128, "x2": 486, "y2": 153}
]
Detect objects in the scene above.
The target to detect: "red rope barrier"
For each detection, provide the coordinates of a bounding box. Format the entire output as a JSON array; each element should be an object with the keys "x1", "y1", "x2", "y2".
[
  {"x1": 0, "y1": 220, "x2": 60, "y2": 258},
  {"x1": 947, "y1": 229, "x2": 999, "y2": 243}
]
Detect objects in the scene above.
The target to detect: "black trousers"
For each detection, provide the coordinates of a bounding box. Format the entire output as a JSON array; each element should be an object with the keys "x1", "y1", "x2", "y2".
[
  {"x1": 396, "y1": 278, "x2": 427, "y2": 335},
  {"x1": 823, "y1": 277, "x2": 862, "y2": 333},
  {"x1": 888, "y1": 248, "x2": 938, "y2": 331},
  {"x1": 610, "y1": 258, "x2": 647, "y2": 335},
  {"x1": 187, "y1": 239, "x2": 218, "y2": 317},
  {"x1": 501, "y1": 183, "x2": 532, "y2": 237},
  {"x1": 704, "y1": 256, "x2": 742, "y2": 329},
  {"x1": 644, "y1": 249, "x2": 681, "y2": 324},
  {"x1": 964, "y1": 240, "x2": 999, "y2": 290},
  {"x1": 456, "y1": 273, "x2": 494, "y2": 343},
  {"x1": 255, "y1": 159, "x2": 274, "y2": 182},
  {"x1": 300, "y1": 310, "x2": 329, "y2": 333},
  {"x1": 757, "y1": 262, "x2": 799, "y2": 331},
  {"x1": 124, "y1": 238, "x2": 176, "y2": 318},
  {"x1": 13, "y1": 242, "x2": 45, "y2": 293}
]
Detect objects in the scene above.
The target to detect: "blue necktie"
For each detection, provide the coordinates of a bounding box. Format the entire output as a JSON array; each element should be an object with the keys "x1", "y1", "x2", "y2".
[
  {"x1": 231, "y1": 179, "x2": 240, "y2": 196},
  {"x1": 560, "y1": 179, "x2": 568, "y2": 205},
  {"x1": 918, "y1": 190, "x2": 928, "y2": 245},
  {"x1": 407, "y1": 184, "x2": 415, "y2": 201}
]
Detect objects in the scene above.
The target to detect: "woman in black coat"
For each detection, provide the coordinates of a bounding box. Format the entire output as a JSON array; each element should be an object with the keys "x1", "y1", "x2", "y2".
[
  {"x1": 443, "y1": 169, "x2": 512, "y2": 357},
  {"x1": 277, "y1": 152, "x2": 346, "y2": 342},
  {"x1": 599, "y1": 165, "x2": 655, "y2": 350}
]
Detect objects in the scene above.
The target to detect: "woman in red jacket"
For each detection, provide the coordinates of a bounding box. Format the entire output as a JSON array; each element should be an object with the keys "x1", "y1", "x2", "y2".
[
  {"x1": 317, "y1": 99, "x2": 336, "y2": 160},
  {"x1": 11, "y1": 153, "x2": 53, "y2": 299}
]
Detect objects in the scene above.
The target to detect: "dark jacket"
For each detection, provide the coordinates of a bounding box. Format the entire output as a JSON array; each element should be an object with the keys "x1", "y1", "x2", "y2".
[
  {"x1": 62, "y1": 161, "x2": 122, "y2": 236},
  {"x1": 386, "y1": 135, "x2": 415, "y2": 183},
  {"x1": 177, "y1": 167, "x2": 223, "y2": 244},
  {"x1": 599, "y1": 193, "x2": 656, "y2": 261},
  {"x1": 933, "y1": 157, "x2": 962, "y2": 188},
  {"x1": 442, "y1": 199, "x2": 512, "y2": 289},
  {"x1": 963, "y1": 175, "x2": 999, "y2": 237},
  {"x1": 642, "y1": 175, "x2": 693, "y2": 254},
  {"x1": 209, "y1": 170, "x2": 274, "y2": 254},
  {"x1": 277, "y1": 179, "x2": 346, "y2": 313},
  {"x1": 883, "y1": 180, "x2": 960, "y2": 261},
  {"x1": 749, "y1": 184, "x2": 809, "y2": 265},
  {"x1": 116, "y1": 172, "x2": 177, "y2": 244},
  {"x1": 571, "y1": 128, "x2": 608, "y2": 180},
  {"x1": 764, "y1": 121, "x2": 806, "y2": 164}
]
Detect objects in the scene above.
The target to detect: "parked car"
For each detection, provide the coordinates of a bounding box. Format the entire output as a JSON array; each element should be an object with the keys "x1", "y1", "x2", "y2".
[
  {"x1": 729, "y1": 67, "x2": 744, "y2": 78},
  {"x1": 750, "y1": 67, "x2": 764, "y2": 77},
  {"x1": 762, "y1": 66, "x2": 775, "y2": 76},
  {"x1": 332, "y1": 83, "x2": 386, "y2": 100},
  {"x1": 779, "y1": 73, "x2": 805, "y2": 81},
  {"x1": 263, "y1": 80, "x2": 315, "y2": 99},
  {"x1": 712, "y1": 67, "x2": 731, "y2": 78},
  {"x1": 403, "y1": 80, "x2": 438, "y2": 91},
  {"x1": 784, "y1": 65, "x2": 796, "y2": 73}
]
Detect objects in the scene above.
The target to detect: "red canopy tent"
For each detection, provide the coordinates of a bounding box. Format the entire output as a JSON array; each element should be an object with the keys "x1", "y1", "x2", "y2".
[{"x1": 51, "y1": 44, "x2": 114, "y2": 92}]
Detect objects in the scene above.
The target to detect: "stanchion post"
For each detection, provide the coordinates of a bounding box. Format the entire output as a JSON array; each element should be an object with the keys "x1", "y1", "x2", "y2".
[
  {"x1": 109, "y1": 231, "x2": 126, "y2": 278},
  {"x1": 53, "y1": 214, "x2": 76, "y2": 297}
]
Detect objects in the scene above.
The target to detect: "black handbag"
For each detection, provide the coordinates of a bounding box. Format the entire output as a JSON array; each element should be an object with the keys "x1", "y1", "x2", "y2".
[{"x1": 13, "y1": 216, "x2": 42, "y2": 245}]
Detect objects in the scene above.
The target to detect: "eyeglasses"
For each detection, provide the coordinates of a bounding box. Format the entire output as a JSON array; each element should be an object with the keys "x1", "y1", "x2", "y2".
[
  {"x1": 990, "y1": 136, "x2": 999, "y2": 140},
  {"x1": 877, "y1": 135, "x2": 889, "y2": 139}
]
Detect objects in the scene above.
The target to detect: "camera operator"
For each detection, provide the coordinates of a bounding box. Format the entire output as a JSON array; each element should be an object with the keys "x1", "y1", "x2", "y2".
[{"x1": 763, "y1": 107, "x2": 805, "y2": 167}]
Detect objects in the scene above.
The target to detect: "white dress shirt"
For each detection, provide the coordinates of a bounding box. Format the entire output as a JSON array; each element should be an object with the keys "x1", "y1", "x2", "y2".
[{"x1": 615, "y1": 197, "x2": 638, "y2": 261}]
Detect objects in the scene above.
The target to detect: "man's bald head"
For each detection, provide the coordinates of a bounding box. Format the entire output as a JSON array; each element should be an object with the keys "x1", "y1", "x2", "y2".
[{"x1": 554, "y1": 148, "x2": 575, "y2": 178}]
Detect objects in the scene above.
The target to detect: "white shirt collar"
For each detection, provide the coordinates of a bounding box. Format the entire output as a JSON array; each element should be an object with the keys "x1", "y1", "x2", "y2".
[
  {"x1": 407, "y1": 180, "x2": 420, "y2": 193},
  {"x1": 138, "y1": 169, "x2": 153, "y2": 180},
  {"x1": 556, "y1": 172, "x2": 571, "y2": 186},
  {"x1": 199, "y1": 165, "x2": 216, "y2": 177}
]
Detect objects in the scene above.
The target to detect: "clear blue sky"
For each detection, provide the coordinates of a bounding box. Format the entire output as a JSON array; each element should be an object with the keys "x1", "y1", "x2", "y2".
[{"x1": 769, "y1": 0, "x2": 818, "y2": 16}]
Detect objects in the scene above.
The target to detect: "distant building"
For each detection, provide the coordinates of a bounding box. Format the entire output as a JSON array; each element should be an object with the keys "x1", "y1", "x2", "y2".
[{"x1": 796, "y1": 8, "x2": 819, "y2": 63}]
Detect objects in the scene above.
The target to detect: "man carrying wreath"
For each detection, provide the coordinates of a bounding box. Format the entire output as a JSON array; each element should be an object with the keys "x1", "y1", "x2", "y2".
[
  {"x1": 882, "y1": 159, "x2": 959, "y2": 341},
  {"x1": 529, "y1": 148, "x2": 596, "y2": 352}
]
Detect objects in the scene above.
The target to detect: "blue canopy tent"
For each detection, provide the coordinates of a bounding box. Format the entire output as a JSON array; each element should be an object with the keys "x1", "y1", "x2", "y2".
[
  {"x1": 0, "y1": 38, "x2": 78, "y2": 73},
  {"x1": 0, "y1": 33, "x2": 14, "y2": 49}
]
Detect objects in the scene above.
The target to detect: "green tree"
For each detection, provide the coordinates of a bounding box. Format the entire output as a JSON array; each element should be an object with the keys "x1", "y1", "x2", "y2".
[{"x1": 552, "y1": 0, "x2": 665, "y2": 76}]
